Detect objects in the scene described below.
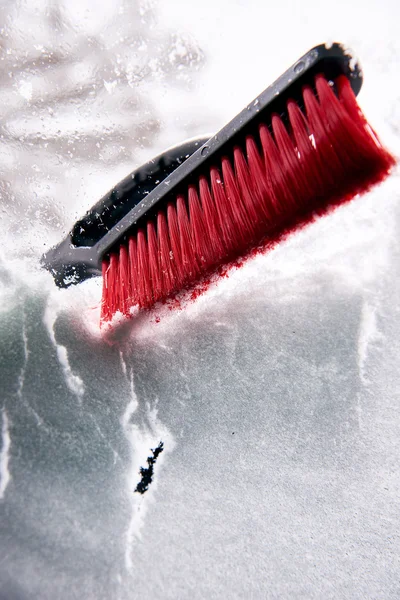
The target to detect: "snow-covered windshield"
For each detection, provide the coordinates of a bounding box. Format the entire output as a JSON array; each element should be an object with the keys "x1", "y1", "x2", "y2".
[{"x1": 0, "y1": 1, "x2": 399, "y2": 598}]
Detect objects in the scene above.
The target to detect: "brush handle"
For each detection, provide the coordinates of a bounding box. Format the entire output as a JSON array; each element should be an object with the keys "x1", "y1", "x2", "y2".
[
  {"x1": 71, "y1": 137, "x2": 210, "y2": 247},
  {"x1": 42, "y1": 136, "x2": 209, "y2": 286}
]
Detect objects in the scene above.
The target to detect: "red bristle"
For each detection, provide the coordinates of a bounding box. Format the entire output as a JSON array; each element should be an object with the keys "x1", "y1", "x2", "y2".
[
  {"x1": 188, "y1": 185, "x2": 214, "y2": 267},
  {"x1": 271, "y1": 113, "x2": 310, "y2": 209},
  {"x1": 147, "y1": 221, "x2": 162, "y2": 300},
  {"x1": 101, "y1": 259, "x2": 111, "y2": 321},
  {"x1": 101, "y1": 74, "x2": 395, "y2": 322},
  {"x1": 336, "y1": 75, "x2": 371, "y2": 131},
  {"x1": 222, "y1": 156, "x2": 255, "y2": 242},
  {"x1": 157, "y1": 211, "x2": 175, "y2": 297},
  {"x1": 128, "y1": 236, "x2": 139, "y2": 307},
  {"x1": 258, "y1": 123, "x2": 294, "y2": 218},
  {"x1": 286, "y1": 100, "x2": 327, "y2": 194},
  {"x1": 315, "y1": 75, "x2": 371, "y2": 166},
  {"x1": 119, "y1": 245, "x2": 130, "y2": 315},
  {"x1": 167, "y1": 202, "x2": 185, "y2": 286},
  {"x1": 176, "y1": 195, "x2": 200, "y2": 280},
  {"x1": 107, "y1": 253, "x2": 119, "y2": 316},
  {"x1": 198, "y1": 176, "x2": 225, "y2": 257},
  {"x1": 245, "y1": 136, "x2": 272, "y2": 215},
  {"x1": 210, "y1": 167, "x2": 237, "y2": 253},
  {"x1": 336, "y1": 75, "x2": 395, "y2": 169},
  {"x1": 233, "y1": 146, "x2": 266, "y2": 230},
  {"x1": 318, "y1": 76, "x2": 394, "y2": 179},
  {"x1": 136, "y1": 229, "x2": 152, "y2": 308},
  {"x1": 302, "y1": 85, "x2": 346, "y2": 180}
]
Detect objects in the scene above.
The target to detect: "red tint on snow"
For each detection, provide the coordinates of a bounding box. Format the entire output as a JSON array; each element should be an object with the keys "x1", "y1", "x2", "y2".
[{"x1": 101, "y1": 74, "x2": 395, "y2": 323}]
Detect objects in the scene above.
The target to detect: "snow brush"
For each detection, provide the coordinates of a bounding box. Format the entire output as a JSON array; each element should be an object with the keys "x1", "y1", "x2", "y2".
[{"x1": 42, "y1": 43, "x2": 395, "y2": 323}]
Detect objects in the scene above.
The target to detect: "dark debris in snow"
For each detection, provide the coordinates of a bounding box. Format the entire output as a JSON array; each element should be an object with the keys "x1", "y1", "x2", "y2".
[{"x1": 135, "y1": 442, "x2": 164, "y2": 495}]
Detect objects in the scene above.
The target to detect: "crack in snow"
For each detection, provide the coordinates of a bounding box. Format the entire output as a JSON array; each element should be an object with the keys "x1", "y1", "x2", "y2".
[{"x1": 0, "y1": 409, "x2": 11, "y2": 500}]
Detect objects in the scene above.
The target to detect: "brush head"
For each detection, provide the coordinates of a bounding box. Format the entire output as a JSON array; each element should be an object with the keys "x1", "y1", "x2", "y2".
[
  {"x1": 42, "y1": 43, "x2": 363, "y2": 288},
  {"x1": 42, "y1": 42, "x2": 395, "y2": 324}
]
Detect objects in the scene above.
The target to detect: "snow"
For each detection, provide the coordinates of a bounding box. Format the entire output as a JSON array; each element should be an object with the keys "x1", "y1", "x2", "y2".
[{"x1": 0, "y1": 0, "x2": 400, "y2": 598}]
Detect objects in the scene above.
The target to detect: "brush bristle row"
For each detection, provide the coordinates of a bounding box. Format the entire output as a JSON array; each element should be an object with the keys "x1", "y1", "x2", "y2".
[{"x1": 101, "y1": 74, "x2": 394, "y2": 321}]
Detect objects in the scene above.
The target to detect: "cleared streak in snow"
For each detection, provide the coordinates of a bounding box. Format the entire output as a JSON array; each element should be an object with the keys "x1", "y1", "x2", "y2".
[
  {"x1": 88, "y1": 413, "x2": 121, "y2": 466},
  {"x1": 16, "y1": 312, "x2": 44, "y2": 427},
  {"x1": 119, "y1": 350, "x2": 128, "y2": 377},
  {"x1": 0, "y1": 409, "x2": 11, "y2": 500},
  {"x1": 17, "y1": 313, "x2": 30, "y2": 397},
  {"x1": 43, "y1": 296, "x2": 85, "y2": 399},
  {"x1": 358, "y1": 300, "x2": 382, "y2": 385}
]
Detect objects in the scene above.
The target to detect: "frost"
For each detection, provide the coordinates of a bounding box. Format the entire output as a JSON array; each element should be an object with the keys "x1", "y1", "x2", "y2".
[{"x1": 18, "y1": 80, "x2": 33, "y2": 101}]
